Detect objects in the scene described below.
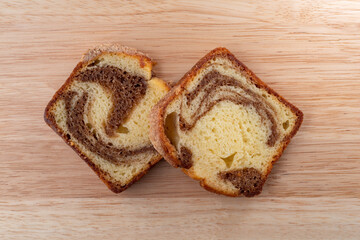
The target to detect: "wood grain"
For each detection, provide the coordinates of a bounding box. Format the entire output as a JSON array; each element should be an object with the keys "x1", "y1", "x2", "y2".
[{"x1": 0, "y1": 0, "x2": 359, "y2": 239}]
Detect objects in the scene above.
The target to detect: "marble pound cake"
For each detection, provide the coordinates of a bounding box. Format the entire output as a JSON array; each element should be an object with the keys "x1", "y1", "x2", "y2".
[
  {"x1": 150, "y1": 47, "x2": 303, "y2": 197},
  {"x1": 45, "y1": 44, "x2": 169, "y2": 193}
]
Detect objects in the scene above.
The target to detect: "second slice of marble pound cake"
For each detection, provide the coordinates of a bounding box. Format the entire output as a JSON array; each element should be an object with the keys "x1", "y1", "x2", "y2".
[
  {"x1": 45, "y1": 44, "x2": 169, "y2": 193},
  {"x1": 150, "y1": 47, "x2": 303, "y2": 197}
]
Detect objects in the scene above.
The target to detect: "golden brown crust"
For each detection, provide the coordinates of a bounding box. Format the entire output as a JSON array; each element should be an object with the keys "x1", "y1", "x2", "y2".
[
  {"x1": 149, "y1": 87, "x2": 181, "y2": 168},
  {"x1": 44, "y1": 45, "x2": 163, "y2": 193},
  {"x1": 81, "y1": 43, "x2": 152, "y2": 64},
  {"x1": 149, "y1": 47, "x2": 303, "y2": 197}
]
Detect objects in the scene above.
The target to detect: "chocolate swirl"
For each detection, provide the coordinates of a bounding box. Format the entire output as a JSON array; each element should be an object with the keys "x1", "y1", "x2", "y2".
[
  {"x1": 219, "y1": 167, "x2": 264, "y2": 197},
  {"x1": 179, "y1": 70, "x2": 279, "y2": 146},
  {"x1": 62, "y1": 66, "x2": 156, "y2": 165}
]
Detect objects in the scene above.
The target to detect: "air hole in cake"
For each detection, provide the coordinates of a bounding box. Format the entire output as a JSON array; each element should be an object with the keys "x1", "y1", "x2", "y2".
[
  {"x1": 86, "y1": 123, "x2": 92, "y2": 129},
  {"x1": 117, "y1": 124, "x2": 129, "y2": 134},
  {"x1": 283, "y1": 120, "x2": 289, "y2": 130},
  {"x1": 87, "y1": 59, "x2": 101, "y2": 67},
  {"x1": 92, "y1": 130, "x2": 98, "y2": 140},
  {"x1": 221, "y1": 152, "x2": 236, "y2": 168},
  {"x1": 164, "y1": 112, "x2": 179, "y2": 149}
]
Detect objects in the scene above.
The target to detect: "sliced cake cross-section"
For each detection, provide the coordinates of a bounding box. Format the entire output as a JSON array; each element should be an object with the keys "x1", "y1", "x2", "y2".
[
  {"x1": 149, "y1": 47, "x2": 303, "y2": 197},
  {"x1": 45, "y1": 44, "x2": 169, "y2": 193}
]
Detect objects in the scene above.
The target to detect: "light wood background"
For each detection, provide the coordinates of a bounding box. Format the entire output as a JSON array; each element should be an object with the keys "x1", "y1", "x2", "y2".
[{"x1": 1, "y1": 1, "x2": 360, "y2": 239}]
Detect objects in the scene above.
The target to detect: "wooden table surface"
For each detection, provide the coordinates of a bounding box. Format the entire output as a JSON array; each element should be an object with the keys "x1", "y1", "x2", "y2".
[{"x1": 1, "y1": 1, "x2": 360, "y2": 239}]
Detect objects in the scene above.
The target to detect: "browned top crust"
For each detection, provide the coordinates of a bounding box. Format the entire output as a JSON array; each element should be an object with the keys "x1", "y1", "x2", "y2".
[
  {"x1": 149, "y1": 47, "x2": 303, "y2": 197},
  {"x1": 81, "y1": 43, "x2": 152, "y2": 63}
]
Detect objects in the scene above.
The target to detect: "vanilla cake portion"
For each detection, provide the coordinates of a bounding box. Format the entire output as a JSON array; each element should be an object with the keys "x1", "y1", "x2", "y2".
[
  {"x1": 150, "y1": 48, "x2": 303, "y2": 197},
  {"x1": 45, "y1": 44, "x2": 169, "y2": 193}
]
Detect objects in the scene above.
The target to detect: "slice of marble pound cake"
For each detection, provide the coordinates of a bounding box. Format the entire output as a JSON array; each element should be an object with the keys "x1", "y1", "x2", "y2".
[
  {"x1": 150, "y1": 47, "x2": 303, "y2": 197},
  {"x1": 45, "y1": 44, "x2": 169, "y2": 193}
]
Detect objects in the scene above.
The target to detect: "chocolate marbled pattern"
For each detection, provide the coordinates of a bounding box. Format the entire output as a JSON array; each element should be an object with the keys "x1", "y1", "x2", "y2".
[
  {"x1": 178, "y1": 70, "x2": 279, "y2": 147},
  {"x1": 219, "y1": 168, "x2": 264, "y2": 197},
  {"x1": 62, "y1": 66, "x2": 156, "y2": 165}
]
